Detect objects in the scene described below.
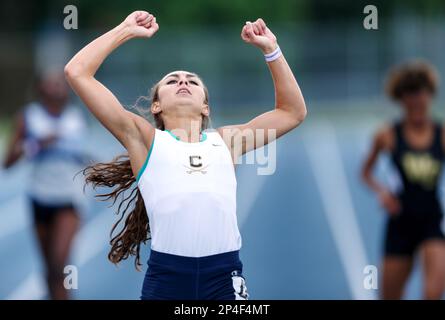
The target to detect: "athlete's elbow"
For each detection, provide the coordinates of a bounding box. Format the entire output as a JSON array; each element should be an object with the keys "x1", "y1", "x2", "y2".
[
  {"x1": 64, "y1": 62, "x2": 86, "y2": 81},
  {"x1": 288, "y1": 104, "x2": 307, "y2": 128},
  {"x1": 2, "y1": 160, "x2": 9, "y2": 170},
  {"x1": 3, "y1": 156, "x2": 15, "y2": 170},
  {"x1": 64, "y1": 65, "x2": 78, "y2": 81},
  {"x1": 361, "y1": 167, "x2": 371, "y2": 184},
  {"x1": 297, "y1": 104, "x2": 308, "y2": 123}
]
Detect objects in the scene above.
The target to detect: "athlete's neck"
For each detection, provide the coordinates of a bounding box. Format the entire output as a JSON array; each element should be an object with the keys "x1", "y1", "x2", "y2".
[
  {"x1": 164, "y1": 117, "x2": 203, "y2": 143},
  {"x1": 41, "y1": 98, "x2": 66, "y2": 116},
  {"x1": 403, "y1": 116, "x2": 432, "y2": 132}
]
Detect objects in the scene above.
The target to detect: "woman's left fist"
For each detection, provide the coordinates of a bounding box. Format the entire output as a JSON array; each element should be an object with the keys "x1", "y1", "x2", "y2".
[{"x1": 241, "y1": 18, "x2": 277, "y2": 54}]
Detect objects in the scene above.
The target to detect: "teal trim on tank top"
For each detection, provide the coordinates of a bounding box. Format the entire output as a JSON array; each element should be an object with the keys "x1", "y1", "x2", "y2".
[
  {"x1": 136, "y1": 135, "x2": 155, "y2": 183},
  {"x1": 165, "y1": 129, "x2": 207, "y2": 142},
  {"x1": 165, "y1": 129, "x2": 180, "y2": 140}
]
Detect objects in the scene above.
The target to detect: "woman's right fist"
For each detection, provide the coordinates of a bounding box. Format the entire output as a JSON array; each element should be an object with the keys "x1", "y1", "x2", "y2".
[{"x1": 123, "y1": 11, "x2": 159, "y2": 39}]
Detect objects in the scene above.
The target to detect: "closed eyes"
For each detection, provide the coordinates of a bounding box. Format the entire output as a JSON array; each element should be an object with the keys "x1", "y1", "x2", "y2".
[{"x1": 166, "y1": 79, "x2": 199, "y2": 85}]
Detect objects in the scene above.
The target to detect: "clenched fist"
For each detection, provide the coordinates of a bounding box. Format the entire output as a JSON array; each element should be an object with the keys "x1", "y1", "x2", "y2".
[
  {"x1": 122, "y1": 11, "x2": 159, "y2": 39},
  {"x1": 241, "y1": 18, "x2": 277, "y2": 54}
]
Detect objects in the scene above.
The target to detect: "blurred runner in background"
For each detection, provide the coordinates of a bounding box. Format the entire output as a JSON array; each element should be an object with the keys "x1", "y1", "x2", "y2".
[
  {"x1": 362, "y1": 61, "x2": 445, "y2": 300},
  {"x1": 3, "y1": 70, "x2": 88, "y2": 300}
]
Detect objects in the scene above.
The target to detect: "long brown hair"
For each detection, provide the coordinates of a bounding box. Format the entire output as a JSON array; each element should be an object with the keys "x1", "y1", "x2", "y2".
[{"x1": 83, "y1": 73, "x2": 210, "y2": 270}]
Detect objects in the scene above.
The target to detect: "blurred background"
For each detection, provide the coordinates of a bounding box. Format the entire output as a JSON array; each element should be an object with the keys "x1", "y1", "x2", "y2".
[{"x1": 1, "y1": 0, "x2": 444, "y2": 299}]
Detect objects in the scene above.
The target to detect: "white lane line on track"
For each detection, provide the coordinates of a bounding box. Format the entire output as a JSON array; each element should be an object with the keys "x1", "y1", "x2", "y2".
[
  {"x1": 6, "y1": 207, "x2": 113, "y2": 300},
  {"x1": 237, "y1": 140, "x2": 282, "y2": 228},
  {"x1": 304, "y1": 121, "x2": 377, "y2": 300},
  {"x1": 0, "y1": 194, "x2": 30, "y2": 239}
]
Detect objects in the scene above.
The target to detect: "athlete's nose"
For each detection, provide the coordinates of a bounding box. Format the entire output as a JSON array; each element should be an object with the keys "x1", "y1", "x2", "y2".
[{"x1": 178, "y1": 79, "x2": 189, "y2": 86}]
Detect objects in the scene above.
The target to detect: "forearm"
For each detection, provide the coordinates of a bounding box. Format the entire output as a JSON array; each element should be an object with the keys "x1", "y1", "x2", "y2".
[
  {"x1": 3, "y1": 136, "x2": 56, "y2": 168},
  {"x1": 65, "y1": 23, "x2": 133, "y2": 78},
  {"x1": 266, "y1": 49, "x2": 307, "y2": 122},
  {"x1": 3, "y1": 114, "x2": 26, "y2": 169},
  {"x1": 3, "y1": 146, "x2": 23, "y2": 169},
  {"x1": 362, "y1": 168, "x2": 387, "y2": 195}
]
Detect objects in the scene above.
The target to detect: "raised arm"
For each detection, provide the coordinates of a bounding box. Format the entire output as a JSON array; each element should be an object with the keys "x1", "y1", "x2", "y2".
[
  {"x1": 64, "y1": 11, "x2": 159, "y2": 148},
  {"x1": 218, "y1": 18, "x2": 307, "y2": 156}
]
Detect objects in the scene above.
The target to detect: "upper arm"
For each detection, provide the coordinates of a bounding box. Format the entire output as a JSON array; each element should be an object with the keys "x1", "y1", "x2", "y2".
[
  {"x1": 218, "y1": 108, "x2": 303, "y2": 157},
  {"x1": 362, "y1": 124, "x2": 393, "y2": 174},
  {"x1": 3, "y1": 112, "x2": 26, "y2": 168},
  {"x1": 64, "y1": 73, "x2": 149, "y2": 147},
  {"x1": 125, "y1": 110, "x2": 155, "y2": 150},
  {"x1": 121, "y1": 110, "x2": 156, "y2": 177},
  {"x1": 10, "y1": 112, "x2": 26, "y2": 144}
]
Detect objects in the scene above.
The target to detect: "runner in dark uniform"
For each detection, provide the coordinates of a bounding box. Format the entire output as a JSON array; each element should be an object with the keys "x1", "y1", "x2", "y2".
[
  {"x1": 386, "y1": 120, "x2": 444, "y2": 256},
  {"x1": 362, "y1": 60, "x2": 445, "y2": 299}
]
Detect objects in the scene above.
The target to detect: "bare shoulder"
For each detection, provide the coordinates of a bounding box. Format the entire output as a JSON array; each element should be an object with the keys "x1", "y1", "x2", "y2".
[
  {"x1": 374, "y1": 123, "x2": 395, "y2": 151},
  {"x1": 125, "y1": 110, "x2": 155, "y2": 148},
  {"x1": 216, "y1": 124, "x2": 245, "y2": 146}
]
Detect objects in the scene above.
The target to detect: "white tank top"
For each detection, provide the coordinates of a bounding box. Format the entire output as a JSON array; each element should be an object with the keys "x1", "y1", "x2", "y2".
[
  {"x1": 137, "y1": 128, "x2": 242, "y2": 257},
  {"x1": 24, "y1": 102, "x2": 87, "y2": 205}
]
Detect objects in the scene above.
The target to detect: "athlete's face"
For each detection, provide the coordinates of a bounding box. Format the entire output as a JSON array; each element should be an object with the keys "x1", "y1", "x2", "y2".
[
  {"x1": 39, "y1": 72, "x2": 69, "y2": 108},
  {"x1": 400, "y1": 89, "x2": 432, "y2": 122},
  {"x1": 152, "y1": 71, "x2": 209, "y2": 119}
]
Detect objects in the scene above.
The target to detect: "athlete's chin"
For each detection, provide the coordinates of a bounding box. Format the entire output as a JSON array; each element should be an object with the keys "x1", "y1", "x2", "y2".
[
  {"x1": 173, "y1": 99, "x2": 199, "y2": 108},
  {"x1": 174, "y1": 95, "x2": 194, "y2": 102},
  {"x1": 409, "y1": 112, "x2": 429, "y2": 123}
]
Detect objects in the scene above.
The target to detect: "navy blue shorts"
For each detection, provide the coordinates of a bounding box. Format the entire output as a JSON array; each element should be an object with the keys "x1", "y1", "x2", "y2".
[
  {"x1": 141, "y1": 250, "x2": 249, "y2": 300},
  {"x1": 30, "y1": 198, "x2": 76, "y2": 225}
]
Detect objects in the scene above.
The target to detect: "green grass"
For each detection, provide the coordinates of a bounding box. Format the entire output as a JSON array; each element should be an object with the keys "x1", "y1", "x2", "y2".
[{"x1": 0, "y1": 117, "x2": 12, "y2": 148}]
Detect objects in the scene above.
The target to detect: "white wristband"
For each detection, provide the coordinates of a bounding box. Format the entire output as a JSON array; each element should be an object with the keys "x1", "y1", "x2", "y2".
[{"x1": 264, "y1": 46, "x2": 282, "y2": 62}]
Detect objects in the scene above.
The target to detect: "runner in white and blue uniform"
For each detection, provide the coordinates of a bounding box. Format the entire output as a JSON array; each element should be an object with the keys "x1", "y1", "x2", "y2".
[
  {"x1": 137, "y1": 128, "x2": 245, "y2": 299},
  {"x1": 24, "y1": 101, "x2": 87, "y2": 213},
  {"x1": 3, "y1": 71, "x2": 88, "y2": 299},
  {"x1": 65, "y1": 10, "x2": 307, "y2": 300}
]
